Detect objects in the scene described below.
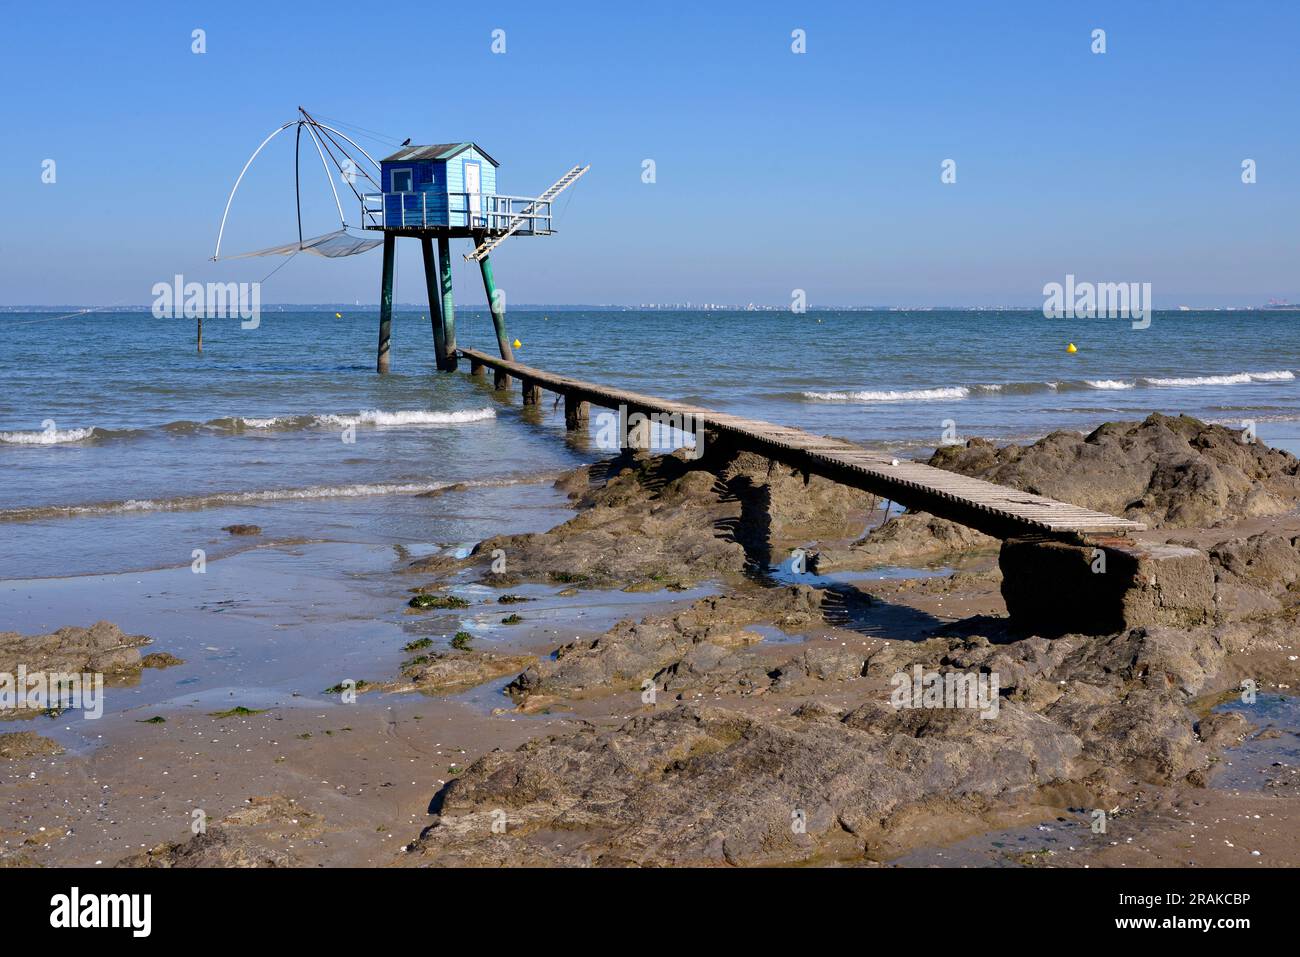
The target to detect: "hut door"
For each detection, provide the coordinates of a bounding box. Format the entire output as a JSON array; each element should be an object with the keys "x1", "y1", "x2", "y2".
[{"x1": 464, "y1": 162, "x2": 481, "y2": 223}]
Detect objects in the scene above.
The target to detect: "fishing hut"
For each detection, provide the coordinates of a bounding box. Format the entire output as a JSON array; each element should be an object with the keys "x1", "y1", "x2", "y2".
[
  {"x1": 361, "y1": 145, "x2": 587, "y2": 373},
  {"x1": 213, "y1": 107, "x2": 587, "y2": 374}
]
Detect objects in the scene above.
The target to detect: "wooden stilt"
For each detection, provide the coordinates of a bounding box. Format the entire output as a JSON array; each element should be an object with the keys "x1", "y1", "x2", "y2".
[
  {"x1": 493, "y1": 368, "x2": 509, "y2": 391},
  {"x1": 521, "y1": 378, "x2": 541, "y2": 405},
  {"x1": 436, "y1": 237, "x2": 457, "y2": 371},
  {"x1": 627, "y1": 413, "x2": 651, "y2": 450},
  {"x1": 470, "y1": 358, "x2": 485, "y2": 377},
  {"x1": 197, "y1": 316, "x2": 203, "y2": 354},
  {"x1": 475, "y1": 238, "x2": 514, "y2": 363},
  {"x1": 377, "y1": 232, "x2": 395, "y2": 374},
  {"x1": 420, "y1": 237, "x2": 449, "y2": 370},
  {"x1": 564, "y1": 393, "x2": 589, "y2": 430}
]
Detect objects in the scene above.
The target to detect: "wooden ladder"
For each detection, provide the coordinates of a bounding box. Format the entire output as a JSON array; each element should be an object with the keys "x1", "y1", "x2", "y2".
[{"x1": 465, "y1": 165, "x2": 590, "y2": 262}]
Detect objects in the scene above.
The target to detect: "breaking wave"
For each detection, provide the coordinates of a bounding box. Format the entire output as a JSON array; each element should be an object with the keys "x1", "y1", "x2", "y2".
[
  {"x1": 1083, "y1": 379, "x2": 1136, "y2": 390},
  {"x1": 313, "y1": 409, "x2": 496, "y2": 427},
  {"x1": 0, "y1": 427, "x2": 98, "y2": 445},
  {"x1": 797, "y1": 370, "x2": 1294, "y2": 404},
  {"x1": 802, "y1": 387, "x2": 970, "y2": 403},
  {"x1": 1141, "y1": 371, "x2": 1295, "y2": 387},
  {"x1": 0, "y1": 408, "x2": 496, "y2": 446}
]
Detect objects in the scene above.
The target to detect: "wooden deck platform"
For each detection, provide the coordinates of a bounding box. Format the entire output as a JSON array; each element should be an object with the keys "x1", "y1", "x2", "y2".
[{"x1": 458, "y1": 347, "x2": 1145, "y2": 542}]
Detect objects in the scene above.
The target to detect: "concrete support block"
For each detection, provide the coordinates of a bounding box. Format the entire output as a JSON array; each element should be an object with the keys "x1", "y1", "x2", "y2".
[{"x1": 1000, "y1": 536, "x2": 1215, "y2": 635}]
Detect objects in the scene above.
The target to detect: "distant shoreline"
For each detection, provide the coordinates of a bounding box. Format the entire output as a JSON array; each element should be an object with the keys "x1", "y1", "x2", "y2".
[{"x1": 4, "y1": 305, "x2": 1300, "y2": 314}]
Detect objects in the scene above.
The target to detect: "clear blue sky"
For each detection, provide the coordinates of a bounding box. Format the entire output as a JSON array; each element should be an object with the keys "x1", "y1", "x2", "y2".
[{"x1": 1, "y1": 0, "x2": 1296, "y2": 307}]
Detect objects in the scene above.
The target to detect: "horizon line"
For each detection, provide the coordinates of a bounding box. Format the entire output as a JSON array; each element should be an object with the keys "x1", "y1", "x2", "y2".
[{"x1": 3, "y1": 303, "x2": 1299, "y2": 313}]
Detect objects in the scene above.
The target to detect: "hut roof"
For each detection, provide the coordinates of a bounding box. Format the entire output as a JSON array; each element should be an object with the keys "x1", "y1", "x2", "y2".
[{"x1": 381, "y1": 143, "x2": 499, "y2": 166}]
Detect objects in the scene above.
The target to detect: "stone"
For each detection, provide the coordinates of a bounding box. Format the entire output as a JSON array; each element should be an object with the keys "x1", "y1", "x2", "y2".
[{"x1": 999, "y1": 537, "x2": 1215, "y2": 635}]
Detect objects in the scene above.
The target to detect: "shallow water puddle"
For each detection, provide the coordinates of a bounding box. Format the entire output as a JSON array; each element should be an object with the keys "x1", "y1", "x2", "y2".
[
  {"x1": 745, "y1": 623, "x2": 804, "y2": 644},
  {"x1": 764, "y1": 562, "x2": 952, "y2": 589},
  {"x1": 404, "y1": 581, "x2": 720, "y2": 646},
  {"x1": 890, "y1": 812, "x2": 1103, "y2": 868},
  {"x1": 1210, "y1": 693, "x2": 1300, "y2": 793}
]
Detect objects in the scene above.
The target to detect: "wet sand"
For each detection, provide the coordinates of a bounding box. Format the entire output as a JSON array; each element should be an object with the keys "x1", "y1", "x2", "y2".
[{"x1": 0, "y1": 511, "x2": 728, "y2": 866}]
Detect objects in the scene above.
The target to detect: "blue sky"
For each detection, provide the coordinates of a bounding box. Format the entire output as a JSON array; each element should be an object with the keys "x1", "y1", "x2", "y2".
[{"x1": 1, "y1": 0, "x2": 1296, "y2": 307}]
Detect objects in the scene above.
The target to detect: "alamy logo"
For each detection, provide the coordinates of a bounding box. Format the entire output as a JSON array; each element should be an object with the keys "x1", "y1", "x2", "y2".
[
  {"x1": 1042, "y1": 274, "x2": 1152, "y2": 329},
  {"x1": 0, "y1": 667, "x2": 103, "y2": 719},
  {"x1": 594, "y1": 404, "x2": 705, "y2": 460},
  {"x1": 890, "y1": 665, "x2": 1000, "y2": 719},
  {"x1": 50, "y1": 887, "x2": 151, "y2": 937},
  {"x1": 152, "y1": 274, "x2": 261, "y2": 329}
]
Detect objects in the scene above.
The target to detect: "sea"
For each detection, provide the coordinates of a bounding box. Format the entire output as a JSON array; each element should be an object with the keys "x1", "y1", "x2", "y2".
[{"x1": 2, "y1": 308, "x2": 1298, "y2": 582}]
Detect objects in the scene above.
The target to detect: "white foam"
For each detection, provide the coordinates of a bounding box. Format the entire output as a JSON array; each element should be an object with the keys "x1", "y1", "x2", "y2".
[
  {"x1": 317, "y1": 408, "x2": 496, "y2": 427},
  {"x1": 1085, "y1": 379, "x2": 1136, "y2": 390},
  {"x1": 1143, "y1": 371, "x2": 1294, "y2": 387},
  {"x1": 0, "y1": 427, "x2": 96, "y2": 445},
  {"x1": 803, "y1": 387, "x2": 969, "y2": 403}
]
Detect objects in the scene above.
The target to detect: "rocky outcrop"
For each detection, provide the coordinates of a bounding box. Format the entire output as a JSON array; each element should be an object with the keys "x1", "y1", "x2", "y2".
[
  {"x1": 818, "y1": 512, "x2": 998, "y2": 568},
  {"x1": 407, "y1": 700, "x2": 1082, "y2": 867},
  {"x1": 929, "y1": 413, "x2": 1300, "y2": 529},
  {"x1": 394, "y1": 421, "x2": 1300, "y2": 866},
  {"x1": 385, "y1": 649, "x2": 537, "y2": 695},
  {"x1": 789, "y1": 414, "x2": 1298, "y2": 569},
  {"x1": 0, "y1": 732, "x2": 63, "y2": 760},
  {"x1": 410, "y1": 445, "x2": 875, "y2": 588},
  {"x1": 505, "y1": 585, "x2": 861, "y2": 702},
  {"x1": 1208, "y1": 533, "x2": 1300, "y2": 620},
  {"x1": 0, "y1": 621, "x2": 155, "y2": 681},
  {"x1": 117, "y1": 796, "x2": 320, "y2": 868},
  {"x1": 408, "y1": 618, "x2": 1239, "y2": 866}
]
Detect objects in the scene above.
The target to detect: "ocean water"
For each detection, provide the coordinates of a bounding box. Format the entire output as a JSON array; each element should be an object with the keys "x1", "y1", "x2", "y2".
[{"x1": 1, "y1": 308, "x2": 1298, "y2": 580}]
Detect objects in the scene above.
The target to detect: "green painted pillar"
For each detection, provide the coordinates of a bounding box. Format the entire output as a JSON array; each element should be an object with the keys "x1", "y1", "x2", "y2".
[
  {"x1": 420, "y1": 237, "x2": 449, "y2": 370},
  {"x1": 476, "y1": 237, "x2": 514, "y2": 363},
  {"x1": 377, "y1": 232, "x2": 395, "y2": 374},
  {"x1": 437, "y1": 236, "x2": 458, "y2": 372}
]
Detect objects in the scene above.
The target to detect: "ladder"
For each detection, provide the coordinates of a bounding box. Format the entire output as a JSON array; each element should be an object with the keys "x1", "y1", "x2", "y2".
[{"x1": 465, "y1": 164, "x2": 589, "y2": 261}]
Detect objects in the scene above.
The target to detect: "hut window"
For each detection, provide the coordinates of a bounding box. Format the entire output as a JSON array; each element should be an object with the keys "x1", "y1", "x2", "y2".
[{"x1": 391, "y1": 168, "x2": 413, "y2": 192}]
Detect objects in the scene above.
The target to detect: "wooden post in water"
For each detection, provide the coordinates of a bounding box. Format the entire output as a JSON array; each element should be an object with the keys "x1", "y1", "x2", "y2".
[
  {"x1": 564, "y1": 393, "x2": 589, "y2": 430},
  {"x1": 437, "y1": 237, "x2": 458, "y2": 371},
  {"x1": 377, "y1": 233, "x2": 395, "y2": 374},
  {"x1": 197, "y1": 315, "x2": 203, "y2": 353},
  {"x1": 475, "y1": 235, "x2": 514, "y2": 363},
  {"x1": 420, "y1": 237, "x2": 449, "y2": 370},
  {"x1": 470, "y1": 358, "x2": 485, "y2": 377},
  {"x1": 627, "y1": 412, "x2": 651, "y2": 450},
  {"x1": 521, "y1": 377, "x2": 541, "y2": 405}
]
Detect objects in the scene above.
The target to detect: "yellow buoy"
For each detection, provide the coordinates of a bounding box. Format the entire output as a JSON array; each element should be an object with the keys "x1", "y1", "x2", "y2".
[
  {"x1": 335, "y1": 312, "x2": 342, "y2": 318},
  {"x1": 1067, "y1": 342, "x2": 1078, "y2": 353},
  {"x1": 513, "y1": 338, "x2": 522, "y2": 349}
]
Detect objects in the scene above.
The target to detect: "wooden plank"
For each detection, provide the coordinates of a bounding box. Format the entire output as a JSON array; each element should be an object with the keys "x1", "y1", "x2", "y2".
[{"x1": 457, "y1": 347, "x2": 1145, "y2": 540}]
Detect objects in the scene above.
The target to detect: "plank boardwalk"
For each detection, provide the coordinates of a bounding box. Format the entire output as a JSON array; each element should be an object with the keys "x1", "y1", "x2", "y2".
[{"x1": 459, "y1": 347, "x2": 1145, "y2": 541}]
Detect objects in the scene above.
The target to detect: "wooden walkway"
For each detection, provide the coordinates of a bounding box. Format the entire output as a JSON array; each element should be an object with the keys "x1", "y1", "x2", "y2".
[{"x1": 459, "y1": 347, "x2": 1144, "y2": 542}]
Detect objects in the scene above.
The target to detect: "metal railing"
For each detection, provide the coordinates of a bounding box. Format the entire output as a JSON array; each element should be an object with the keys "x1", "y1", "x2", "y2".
[{"x1": 361, "y1": 192, "x2": 554, "y2": 233}]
